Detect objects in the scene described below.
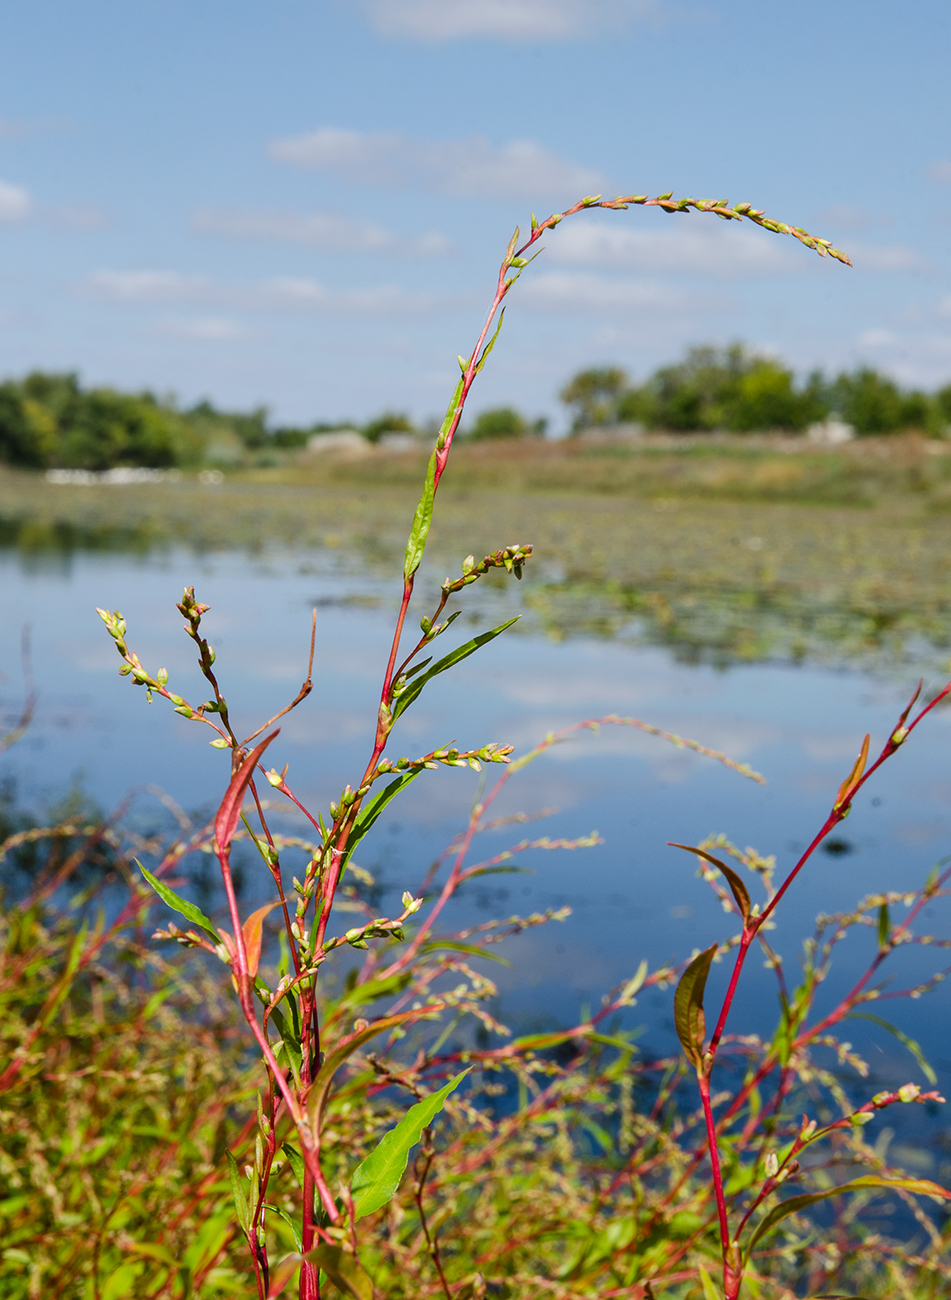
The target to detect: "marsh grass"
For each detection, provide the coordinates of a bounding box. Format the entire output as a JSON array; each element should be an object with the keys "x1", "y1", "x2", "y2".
[{"x1": 4, "y1": 464, "x2": 951, "y2": 670}]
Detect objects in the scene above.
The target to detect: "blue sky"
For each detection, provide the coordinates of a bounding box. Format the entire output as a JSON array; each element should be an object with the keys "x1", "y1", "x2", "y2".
[{"x1": 1, "y1": 0, "x2": 949, "y2": 430}]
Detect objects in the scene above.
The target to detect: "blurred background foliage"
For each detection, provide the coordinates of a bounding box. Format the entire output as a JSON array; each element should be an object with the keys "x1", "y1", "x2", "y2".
[{"x1": 2, "y1": 346, "x2": 950, "y2": 473}]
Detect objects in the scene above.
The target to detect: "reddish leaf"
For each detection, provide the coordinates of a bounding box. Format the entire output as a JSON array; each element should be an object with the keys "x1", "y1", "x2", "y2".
[
  {"x1": 669, "y1": 843, "x2": 751, "y2": 923},
  {"x1": 214, "y1": 730, "x2": 279, "y2": 856},
  {"x1": 242, "y1": 901, "x2": 280, "y2": 978},
  {"x1": 674, "y1": 944, "x2": 717, "y2": 1070},
  {"x1": 834, "y1": 733, "x2": 869, "y2": 809}
]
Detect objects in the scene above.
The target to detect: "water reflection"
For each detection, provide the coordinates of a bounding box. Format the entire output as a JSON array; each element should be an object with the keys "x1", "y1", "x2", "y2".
[{"x1": 2, "y1": 543, "x2": 950, "y2": 1071}]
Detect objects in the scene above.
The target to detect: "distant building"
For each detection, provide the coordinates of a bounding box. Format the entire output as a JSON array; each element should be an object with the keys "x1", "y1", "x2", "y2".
[
  {"x1": 807, "y1": 419, "x2": 854, "y2": 445},
  {"x1": 306, "y1": 429, "x2": 371, "y2": 456},
  {"x1": 378, "y1": 432, "x2": 420, "y2": 452}
]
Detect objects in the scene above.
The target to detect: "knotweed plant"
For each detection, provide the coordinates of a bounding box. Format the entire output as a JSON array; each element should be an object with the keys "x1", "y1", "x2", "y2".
[{"x1": 92, "y1": 190, "x2": 951, "y2": 1300}]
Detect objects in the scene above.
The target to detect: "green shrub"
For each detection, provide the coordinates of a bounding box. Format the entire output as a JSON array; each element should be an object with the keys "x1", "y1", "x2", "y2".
[
  {"x1": 561, "y1": 366, "x2": 629, "y2": 430},
  {"x1": 466, "y1": 406, "x2": 534, "y2": 440},
  {"x1": 363, "y1": 412, "x2": 414, "y2": 443}
]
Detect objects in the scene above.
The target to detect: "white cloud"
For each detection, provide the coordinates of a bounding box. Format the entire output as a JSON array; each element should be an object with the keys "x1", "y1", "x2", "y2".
[
  {"x1": 85, "y1": 270, "x2": 211, "y2": 303},
  {"x1": 849, "y1": 325, "x2": 951, "y2": 387},
  {"x1": 857, "y1": 328, "x2": 896, "y2": 348},
  {"x1": 517, "y1": 272, "x2": 692, "y2": 313},
  {"x1": 365, "y1": 0, "x2": 658, "y2": 41},
  {"x1": 544, "y1": 218, "x2": 926, "y2": 278},
  {"x1": 546, "y1": 219, "x2": 800, "y2": 278},
  {"x1": 192, "y1": 206, "x2": 450, "y2": 256},
  {"x1": 928, "y1": 160, "x2": 951, "y2": 183},
  {"x1": 81, "y1": 268, "x2": 441, "y2": 316},
  {"x1": 158, "y1": 316, "x2": 261, "y2": 342},
  {"x1": 0, "y1": 183, "x2": 106, "y2": 230},
  {"x1": 845, "y1": 241, "x2": 927, "y2": 272},
  {"x1": 42, "y1": 203, "x2": 109, "y2": 231},
  {"x1": 268, "y1": 127, "x2": 601, "y2": 199},
  {"x1": 0, "y1": 180, "x2": 32, "y2": 224}
]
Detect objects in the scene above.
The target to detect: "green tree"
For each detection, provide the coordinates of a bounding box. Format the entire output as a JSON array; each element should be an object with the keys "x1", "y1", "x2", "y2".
[
  {"x1": 467, "y1": 407, "x2": 529, "y2": 440},
  {"x1": 610, "y1": 346, "x2": 825, "y2": 433},
  {"x1": 728, "y1": 360, "x2": 815, "y2": 431},
  {"x1": 830, "y1": 368, "x2": 906, "y2": 434},
  {"x1": 560, "y1": 366, "x2": 628, "y2": 431},
  {"x1": 0, "y1": 385, "x2": 52, "y2": 467},
  {"x1": 363, "y1": 412, "x2": 414, "y2": 444}
]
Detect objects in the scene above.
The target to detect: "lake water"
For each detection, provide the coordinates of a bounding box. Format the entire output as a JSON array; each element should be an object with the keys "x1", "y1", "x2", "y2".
[{"x1": 3, "y1": 542, "x2": 951, "y2": 1160}]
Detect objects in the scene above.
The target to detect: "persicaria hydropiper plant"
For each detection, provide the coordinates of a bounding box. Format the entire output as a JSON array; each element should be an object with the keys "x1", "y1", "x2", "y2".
[{"x1": 98, "y1": 191, "x2": 951, "y2": 1300}]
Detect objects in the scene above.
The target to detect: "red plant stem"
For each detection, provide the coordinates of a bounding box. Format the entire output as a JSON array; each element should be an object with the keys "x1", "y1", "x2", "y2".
[
  {"x1": 707, "y1": 681, "x2": 951, "y2": 1061},
  {"x1": 215, "y1": 843, "x2": 317, "y2": 1160},
  {"x1": 682, "y1": 681, "x2": 951, "y2": 1294},
  {"x1": 300, "y1": 1170, "x2": 319, "y2": 1300},
  {"x1": 698, "y1": 1072, "x2": 732, "y2": 1266},
  {"x1": 248, "y1": 779, "x2": 301, "y2": 978}
]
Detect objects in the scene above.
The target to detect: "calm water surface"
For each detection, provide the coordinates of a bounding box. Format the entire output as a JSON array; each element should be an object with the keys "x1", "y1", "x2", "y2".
[{"x1": 3, "y1": 545, "x2": 951, "y2": 1157}]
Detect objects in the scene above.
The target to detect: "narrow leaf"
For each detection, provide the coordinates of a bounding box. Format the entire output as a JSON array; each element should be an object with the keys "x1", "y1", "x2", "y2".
[
  {"x1": 351, "y1": 1069, "x2": 470, "y2": 1218},
  {"x1": 271, "y1": 1007, "x2": 303, "y2": 1082},
  {"x1": 835, "y1": 733, "x2": 870, "y2": 808},
  {"x1": 242, "y1": 901, "x2": 280, "y2": 979},
  {"x1": 419, "y1": 938, "x2": 511, "y2": 966},
  {"x1": 215, "y1": 730, "x2": 280, "y2": 855},
  {"x1": 225, "y1": 1149, "x2": 250, "y2": 1234},
  {"x1": 473, "y1": 308, "x2": 505, "y2": 376},
  {"x1": 282, "y1": 1142, "x2": 306, "y2": 1191},
  {"x1": 847, "y1": 1012, "x2": 937, "y2": 1085},
  {"x1": 303, "y1": 1244, "x2": 372, "y2": 1300},
  {"x1": 307, "y1": 1004, "x2": 446, "y2": 1134},
  {"x1": 698, "y1": 1264, "x2": 723, "y2": 1300},
  {"x1": 266, "y1": 1253, "x2": 304, "y2": 1299},
  {"x1": 264, "y1": 1203, "x2": 302, "y2": 1253},
  {"x1": 877, "y1": 903, "x2": 890, "y2": 950},
  {"x1": 139, "y1": 862, "x2": 220, "y2": 944},
  {"x1": 331, "y1": 969, "x2": 415, "y2": 1016},
  {"x1": 390, "y1": 617, "x2": 519, "y2": 721},
  {"x1": 347, "y1": 769, "x2": 422, "y2": 860},
  {"x1": 404, "y1": 447, "x2": 438, "y2": 581},
  {"x1": 669, "y1": 844, "x2": 751, "y2": 922},
  {"x1": 746, "y1": 1175, "x2": 951, "y2": 1256},
  {"x1": 674, "y1": 944, "x2": 717, "y2": 1069}
]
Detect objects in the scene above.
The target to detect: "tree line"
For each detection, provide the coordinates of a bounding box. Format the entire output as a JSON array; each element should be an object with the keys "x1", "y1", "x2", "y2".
[
  {"x1": 1, "y1": 347, "x2": 950, "y2": 470},
  {"x1": 559, "y1": 345, "x2": 951, "y2": 436}
]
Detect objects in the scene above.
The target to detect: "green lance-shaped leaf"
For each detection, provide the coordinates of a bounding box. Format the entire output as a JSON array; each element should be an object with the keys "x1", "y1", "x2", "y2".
[
  {"x1": 139, "y1": 862, "x2": 220, "y2": 945},
  {"x1": 878, "y1": 902, "x2": 890, "y2": 949},
  {"x1": 281, "y1": 1142, "x2": 306, "y2": 1191},
  {"x1": 390, "y1": 617, "x2": 519, "y2": 722},
  {"x1": 674, "y1": 944, "x2": 717, "y2": 1070},
  {"x1": 404, "y1": 448, "x2": 438, "y2": 581},
  {"x1": 224, "y1": 1149, "x2": 250, "y2": 1235},
  {"x1": 350, "y1": 1068, "x2": 470, "y2": 1218},
  {"x1": 307, "y1": 1004, "x2": 446, "y2": 1135},
  {"x1": 305, "y1": 1244, "x2": 372, "y2": 1300},
  {"x1": 846, "y1": 1012, "x2": 937, "y2": 1085},
  {"x1": 345, "y1": 768, "x2": 423, "y2": 861},
  {"x1": 745, "y1": 1175, "x2": 951, "y2": 1257},
  {"x1": 698, "y1": 1264, "x2": 723, "y2": 1300},
  {"x1": 265, "y1": 1245, "x2": 372, "y2": 1300},
  {"x1": 471, "y1": 307, "x2": 505, "y2": 377},
  {"x1": 669, "y1": 844, "x2": 751, "y2": 923}
]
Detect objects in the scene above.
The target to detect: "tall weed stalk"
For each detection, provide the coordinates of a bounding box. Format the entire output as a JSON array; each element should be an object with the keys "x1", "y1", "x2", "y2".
[{"x1": 78, "y1": 190, "x2": 951, "y2": 1300}]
